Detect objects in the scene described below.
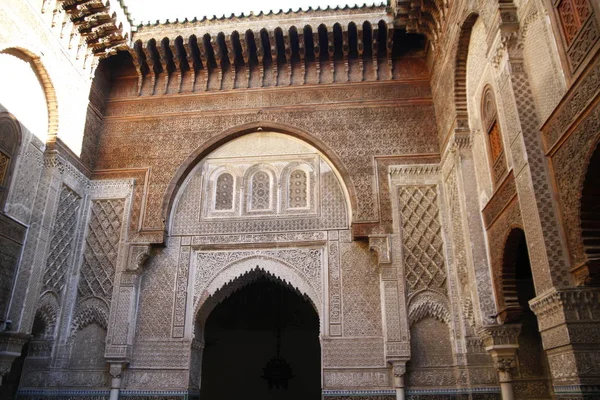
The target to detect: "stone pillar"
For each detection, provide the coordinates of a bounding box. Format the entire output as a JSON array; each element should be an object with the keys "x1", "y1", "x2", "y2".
[
  {"x1": 369, "y1": 234, "x2": 411, "y2": 366},
  {"x1": 109, "y1": 362, "x2": 125, "y2": 400},
  {"x1": 494, "y1": 353, "x2": 517, "y2": 400},
  {"x1": 392, "y1": 361, "x2": 406, "y2": 400},
  {"x1": 369, "y1": 234, "x2": 411, "y2": 399},
  {"x1": 104, "y1": 245, "x2": 152, "y2": 393},
  {"x1": 7, "y1": 151, "x2": 64, "y2": 333},
  {"x1": 478, "y1": 324, "x2": 521, "y2": 400},
  {"x1": 442, "y1": 128, "x2": 500, "y2": 351},
  {"x1": 531, "y1": 287, "x2": 600, "y2": 398},
  {"x1": 446, "y1": 129, "x2": 498, "y2": 328}
]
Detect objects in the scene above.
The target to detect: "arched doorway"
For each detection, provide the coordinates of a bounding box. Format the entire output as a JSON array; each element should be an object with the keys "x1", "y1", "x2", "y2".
[
  {"x1": 197, "y1": 272, "x2": 321, "y2": 400},
  {"x1": 502, "y1": 228, "x2": 552, "y2": 398},
  {"x1": 580, "y1": 141, "x2": 600, "y2": 285}
]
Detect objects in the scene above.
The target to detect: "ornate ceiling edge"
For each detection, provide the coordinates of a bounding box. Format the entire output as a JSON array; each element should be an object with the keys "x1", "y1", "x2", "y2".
[{"x1": 134, "y1": 3, "x2": 389, "y2": 31}]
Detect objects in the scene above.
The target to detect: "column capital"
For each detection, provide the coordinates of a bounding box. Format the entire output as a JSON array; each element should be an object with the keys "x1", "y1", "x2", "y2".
[
  {"x1": 529, "y1": 287, "x2": 600, "y2": 332},
  {"x1": 390, "y1": 360, "x2": 408, "y2": 389},
  {"x1": 477, "y1": 323, "x2": 521, "y2": 349},
  {"x1": 109, "y1": 361, "x2": 125, "y2": 379}
]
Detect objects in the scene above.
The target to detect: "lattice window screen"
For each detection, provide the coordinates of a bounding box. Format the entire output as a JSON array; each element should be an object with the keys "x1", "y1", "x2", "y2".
[
  {"x1": 215, "y1": 173, "x2": 234, "y2": 210},
  {"x1": 250, "y1": 171, "x2": 271, "y2": 210},
  {"x1": 289, "y1": 169, "x2": 308, "y2": 208}
]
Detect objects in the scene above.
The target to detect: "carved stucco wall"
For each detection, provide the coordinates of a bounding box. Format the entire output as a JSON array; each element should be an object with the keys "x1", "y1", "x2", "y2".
[
  {"x1": 406, "y1": 317, "x2": 455, "y2": 388},
  {"x1": 466, "y1": 17, "x2": 495, "y2": 205},
  {"x1": 16, "y1": 174, "x2": 133, "y2": 391},
  {"x1": 4, "y1": 1, "x2": 600, "y2": 398},
  {"x1": 98, "y1": 78, "x2": 438, "y2": 229},
  {"x1": 521, "y1": 1, "x2": 566, "y2": 125},
  {"x1": 388, "y1": 163, "x2": 498, "y2": 392},
  {"x1": 546, "y1": 59, "x2": 600, "y2": 267},
  {"x1": 128, "y1": 132, "x2": 391, "y2": 392}
]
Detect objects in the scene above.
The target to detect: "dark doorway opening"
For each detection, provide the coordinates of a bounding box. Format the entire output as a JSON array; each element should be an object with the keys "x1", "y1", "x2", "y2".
[
  {"x1": 504, "y1": 229, "x2": 552, "y2": 398},
  {"x1": 200, "y1": 275, "x2": 321, "y2": 400},
  {"x1": 580, "y1": 142, "x2": 600, "y2": 285}
]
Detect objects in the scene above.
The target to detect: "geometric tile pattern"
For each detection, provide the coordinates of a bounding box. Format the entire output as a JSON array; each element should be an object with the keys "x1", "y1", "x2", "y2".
[
  {"x1": 77, "y1": 199, "x2": 125, "y2": 303},
  {"x1": 43, "y1": 185, "x2": 81, "y2": 295},
  {"x1": 398, "y1": 186, "x2": 446, "y2": 296}
]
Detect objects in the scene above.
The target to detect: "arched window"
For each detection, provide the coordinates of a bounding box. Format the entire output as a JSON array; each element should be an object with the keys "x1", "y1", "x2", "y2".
[
  {"x1": 481, "y1": 86, "x2": 507, "y2": 186},
  {"x1": 0, "y1": 114, "x2": 21, "y2": 210},
  {"x1": 214, "y1": 173, "x2": 234, "y2": 210},
  {"x1": 556, "y1": 0, "x2": 592, "y2": 46},
  {"x1": 250, "y1": 171, "x2": 271, "y2": 210},
  {"x1": 289, "y1": 169, "x2": 308, "y2": 208}
]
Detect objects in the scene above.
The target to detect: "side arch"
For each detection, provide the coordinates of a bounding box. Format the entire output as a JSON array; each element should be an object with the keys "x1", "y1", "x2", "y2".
[
  {"x1": 579, "y1": 139, "x2": 600, "y2": 284},
  {"x1": 0, "y1": 47, "x2": 59, "y2": 138},
  {"x1": 454, "y1": 13, "x2": 480, "y2": 121},
  {"x1": 162, "y1": 121, "x2": 357, "y2": 231},
  {"x1": 498, "y1": 227, "x2": 528, "y2": 323},
  {"x1": 407, "y1": 290, "x2": 452, "y2": 327},
  {"x1": 69, "y1": 300, "x2": 109, "y2": 338},
  {"x1": 34, "y1": 293, "x2": 60, "y2": 338}
]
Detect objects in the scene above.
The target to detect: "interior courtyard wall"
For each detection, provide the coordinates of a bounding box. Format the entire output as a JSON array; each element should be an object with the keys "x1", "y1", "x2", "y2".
[
  {"x1": 0, "y1": 1, "x2": 95, "y2": 155},
  {"x1": 16, "y1": 174, "x2": 134, "y2": 391},
  {"x1": 429, "y1": 0, "x2": 497, "y2": 149},
  {"x1": 2, "y1": 0, "x2": 600, "y2": 399},
  {"x1": 457, "y1": 0, "x2": 567, "y2": 315},
  {"x1": 97, "y1": 76, "x2": 438, "y2": 232},
  {"x1": 120, "y1": 131, "x2": 394, "y2": 393},
  {"x1": 520, "y1": 1, "x2": 567, "y2": 124},
  {"x1": 465, "y1": 17, "x2": 495, "y2": 205},
  {"x1": 0, "y1": 0, "x2": 102, "y2": 337}
]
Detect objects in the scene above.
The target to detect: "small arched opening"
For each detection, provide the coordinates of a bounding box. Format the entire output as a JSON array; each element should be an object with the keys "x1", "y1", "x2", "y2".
[{"x1": 193, "y1": 270, "x2": 321, "y2": 400}]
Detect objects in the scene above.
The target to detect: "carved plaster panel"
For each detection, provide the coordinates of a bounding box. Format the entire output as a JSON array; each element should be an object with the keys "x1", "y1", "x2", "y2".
[
  {"x1": 171, "y1": 134, "x2": 349, "y2": 235},
  {"x1": 322, "y1": 337, "x2": 385, "y2": 368},
  {"x1": 324, "y1": 369, "x2": 391, "y2": 388},
  {"x1": 193, "y1": 247, "x2": 324, "y2": 318}
]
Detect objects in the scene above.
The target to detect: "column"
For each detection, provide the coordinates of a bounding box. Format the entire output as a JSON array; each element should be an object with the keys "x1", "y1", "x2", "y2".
[
  {"x1": 478, "y1": 324, "x2": 521, "y2": 400},
  {"x1": 392, "y1": 361, "x2": 407, "y2": 400},
  {"x1": 104, "y1": 244, "x2": 152, "y2": 398}
]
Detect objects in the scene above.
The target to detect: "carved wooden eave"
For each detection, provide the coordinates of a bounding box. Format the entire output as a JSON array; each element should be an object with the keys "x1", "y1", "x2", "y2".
[
  {"x1": 124, "y1": 5, "x2": 434, "y2": 94},
  {"x1": 390, "y1": 0, "x2": 448, "y2": 51},
  {"x1": 59, "y1": 0, "x2": 132, "y2": 59}
]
